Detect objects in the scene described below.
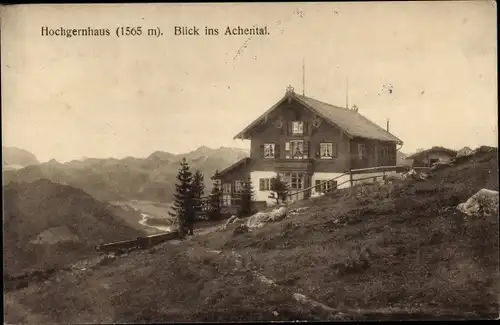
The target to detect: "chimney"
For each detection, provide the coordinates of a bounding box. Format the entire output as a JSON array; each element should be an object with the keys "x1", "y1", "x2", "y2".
[{"x1": 386, "y1": 118, "x2": 390, "y2": 132}]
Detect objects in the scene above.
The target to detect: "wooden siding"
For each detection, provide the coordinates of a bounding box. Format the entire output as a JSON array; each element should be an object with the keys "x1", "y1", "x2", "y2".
[
  {"x1": 249, "y1": 98, "x2": 351, "y2": 173},
  {"x1": 350, "y1": 138, "x2": 397, "y2": 169}
]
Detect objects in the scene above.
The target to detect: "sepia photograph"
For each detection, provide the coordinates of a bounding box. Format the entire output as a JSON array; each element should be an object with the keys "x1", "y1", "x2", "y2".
[{"x1": 1, "y1": 2, "x2": 498, "y2": 323}]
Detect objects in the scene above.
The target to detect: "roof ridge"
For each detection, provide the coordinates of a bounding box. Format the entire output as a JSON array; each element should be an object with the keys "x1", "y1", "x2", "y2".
[
  {"x1": 213, "y1": 157, "x2": 250, "y2": 178},
  {"x1": 234, "y1": 89, "x2": 403, "y2": 144},
  {"x1": 295, "y1": 93, "x2": 346, "y2": 110},
  {"x1": 297, "y1": 93, "x2": 401, "y2": 141}
]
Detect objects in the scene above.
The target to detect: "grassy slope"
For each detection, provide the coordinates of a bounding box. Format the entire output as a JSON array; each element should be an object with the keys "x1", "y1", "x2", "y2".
[
  {"x1": 201, "y1": 149, "x2": 499, "y2": 314},
  {"x1": 3, "y1": 179, "x2": 145, "y2": 276},
  {"x1": 4, "y1": 149, "x2": 499, "y2": 323}
]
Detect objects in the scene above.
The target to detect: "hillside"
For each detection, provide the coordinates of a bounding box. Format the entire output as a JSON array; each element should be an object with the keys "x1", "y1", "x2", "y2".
[
  {"x1": 4, "y1": 146, "x2": 498, "y2": 323},
  {"x1": 2, "y1": 146, "x2": 40, "y2": 170},
  {"x1": 3, "y1": 179, "x2": 145, "y2": 277},
  {"x1": 3, "y1": 146, "x2": 248, "y2": 202}
]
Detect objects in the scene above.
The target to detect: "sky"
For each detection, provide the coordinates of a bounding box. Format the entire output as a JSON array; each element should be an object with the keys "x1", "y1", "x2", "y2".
[{"x1": 1, "y1": 2, "x2": 497, "y2": 163}]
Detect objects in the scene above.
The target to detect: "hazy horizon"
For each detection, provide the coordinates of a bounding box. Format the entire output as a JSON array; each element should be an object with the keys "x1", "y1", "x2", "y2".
[
  {"x1": 2, "y1": 2, "x2": 497, "y2": 163},
  {"x1": 2, "y1": 143, "x2": 251, "y2": 163}
]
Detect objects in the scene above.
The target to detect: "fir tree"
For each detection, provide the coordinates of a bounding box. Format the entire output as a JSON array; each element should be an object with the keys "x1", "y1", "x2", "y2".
[
  {"x1": 270, "y1": 176, "x2": 289, "y2": 204},
  {"x1": 168, "y1": 158, "x2": 194, "y2": 237},
  {"x1": 237, "y1": 177, "x2": 255, "y2": 218},
  {"x1": 191, "y1": 170, "x2": 205, "y2": 221},
  {"x1": 208, "y1": 171, "x2": 222, "y2": 220}
]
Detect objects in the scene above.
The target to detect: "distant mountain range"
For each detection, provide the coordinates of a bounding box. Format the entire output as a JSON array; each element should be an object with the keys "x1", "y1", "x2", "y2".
[{"x1": 3, "y1": 146, "x2": 249, "y2": 203}]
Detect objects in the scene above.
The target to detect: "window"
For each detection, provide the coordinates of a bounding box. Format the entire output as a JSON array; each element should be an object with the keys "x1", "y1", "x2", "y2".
[
  {"x1": 382, "y1": 146, "x2": 389, "y2": 158},
  {"x1": 320, "y1": 143, "x2": 333, "y2": 159},
  {"x1": 292, "y1": 121, "x2": 303, "y2": 135},
  {"x1": 222, "y1": 194, "x2": 231, "y2": 206},
  {"x1": 222, "y1": 183, "x2": 232, "y2": 193},
  {"x1": 290, "y1": 173, "x2": 304, "y2": 189},
  {"x1": 233, "y1": 180, "x2": 244, "y2": 193},
  {"x1": 315, "y1": 180, "x2": 337, "y2": 193},
  {"x1": 358, "y1": 144, "x2": 367, "y2": 160},
  {"x1": 264, "y1": 143, "x2": 275, "y2": 158},
  {"x1": 290, "y1": 140, "x2": 304, "y2": 159},
  {"x1": 259, "y1": 178, "x2": 272, "y2": 191}
]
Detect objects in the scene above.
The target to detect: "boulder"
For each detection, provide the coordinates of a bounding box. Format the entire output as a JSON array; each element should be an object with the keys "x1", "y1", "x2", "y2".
[
  {"x1": 457, "y1": 188, "x2": 499, "y2": 217},
  {"x1": 246, "y1": 212, "x2": 269, "y2": 228},
  {"x1": 268, "y1": 206, "x2": 287, "y2": 222},
  {"x1": 245, "y1": 206, "x2": 288, "y2": 228}
]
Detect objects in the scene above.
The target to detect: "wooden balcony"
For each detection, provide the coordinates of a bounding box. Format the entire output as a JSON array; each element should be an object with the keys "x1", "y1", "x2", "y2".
[{"x1": 274, "y1": 159, "x2": 314, "y2": 173}]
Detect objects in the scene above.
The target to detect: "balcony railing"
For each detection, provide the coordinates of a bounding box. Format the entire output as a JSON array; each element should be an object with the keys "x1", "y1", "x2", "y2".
[{"x1": 274, "y1": 159, "x2": 314, "y2": 173}]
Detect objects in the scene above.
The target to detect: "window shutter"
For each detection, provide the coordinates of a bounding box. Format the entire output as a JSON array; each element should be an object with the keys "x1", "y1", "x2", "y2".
[
  {"x1": 303, "y1": 121, "x2": 308, "y2": 135},
  {"x1": 259, "y1": 179, "x2": 264, "y2": 191},
  {"x1": 275, "y1": 144, "x2": 281, "y2": 159},
  {"x1": 260, "y1": 144, "x2": 265, "y2": 158},
  {"x1": 303, "y1": 141, "x2": 309, "y2": 159},
  {"x1": 288, "y1": 122, "x2": 293, "y2": 135},
  {"x1": 285, "y1": 141, "x2": 291, "y2": 159},
  {"x1": 316, "y1": 144, "x2": 321, "y2": 158},
  {"x1": 334, "y1": 143, "x2": 338, "y2": 157}
]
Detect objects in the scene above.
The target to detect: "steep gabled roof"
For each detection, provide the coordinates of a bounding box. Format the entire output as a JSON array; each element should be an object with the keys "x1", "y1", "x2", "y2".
[
  {"x1": 211, "y1": 157, "x2": 250, "y2": 179},
  {"x1": 233, "y1": 90, "x2": 403, "y2": 144}
]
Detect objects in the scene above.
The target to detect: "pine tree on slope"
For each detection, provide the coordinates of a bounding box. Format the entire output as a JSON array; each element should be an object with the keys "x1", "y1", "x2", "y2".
[
  {"x1": 208, "y1": 172, "x2": 222, "y2": 221},
  {"x1": 168, "y1": 158, "x2": 194, "y2": 237},
  {"x1": 270, "y1": 176, "x2": 289, "y2": 205},
  {"x1": 191, "y1": 169, "x2": 205, "y2": 221}
]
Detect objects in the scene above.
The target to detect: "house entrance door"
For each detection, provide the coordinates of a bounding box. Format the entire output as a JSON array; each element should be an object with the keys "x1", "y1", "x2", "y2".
[{"x1": 279, "y1": 172, "x2": 310, "y2": 201}]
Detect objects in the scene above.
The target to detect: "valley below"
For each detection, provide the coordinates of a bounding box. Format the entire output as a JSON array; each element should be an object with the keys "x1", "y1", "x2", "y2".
[{"x1": 110, "y1": 200, "x2": 176, "y2": 234}]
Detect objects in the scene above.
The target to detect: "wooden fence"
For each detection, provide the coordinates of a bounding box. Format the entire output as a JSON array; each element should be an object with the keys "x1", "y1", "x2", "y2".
[
  {"x1": 283, "y1": 165, "x2": 409, "y2": 199},
  {"x1": 95, "y1": 231, "x2": 180, "y2": 253}
]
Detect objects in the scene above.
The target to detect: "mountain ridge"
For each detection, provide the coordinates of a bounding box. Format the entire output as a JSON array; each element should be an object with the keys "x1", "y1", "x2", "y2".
[{"x1": 3, "y1": 146, "x2": 249, "y2": 202}]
